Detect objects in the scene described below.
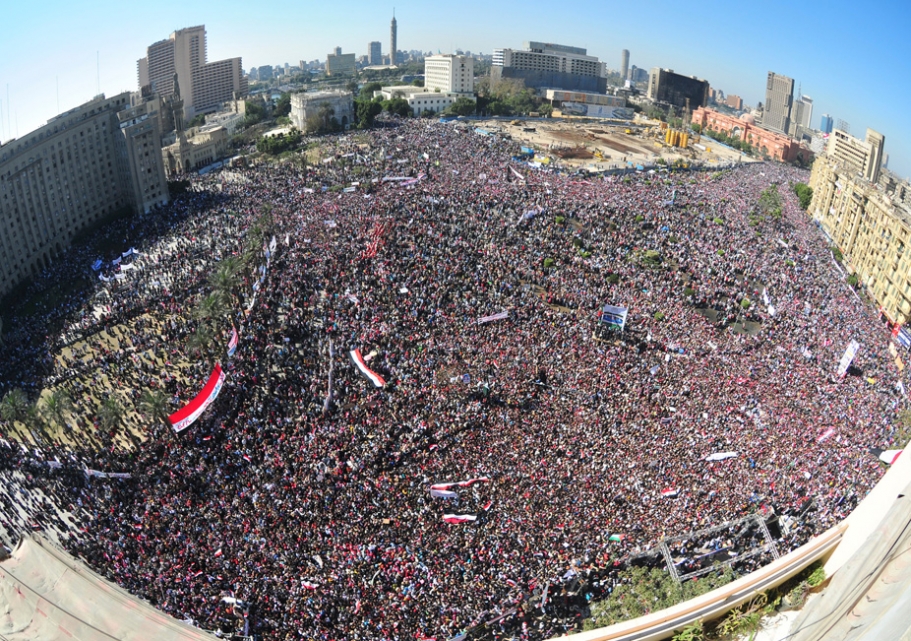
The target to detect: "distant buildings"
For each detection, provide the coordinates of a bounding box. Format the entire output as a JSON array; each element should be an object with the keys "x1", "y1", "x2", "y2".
[
  {"x1": 0, "y1": 92, "x2": 170, "y2": 299},
  {"x1": 290, "y1": 91, "x2": 355, "y2": 130},
  {"x1": 820, "y1": 114, "x2": 834, "y2": 134},
  {"x1": 424, "y1": 55, "x2": 474, "y2": 94},
  {"x1": 646, "y1": 68, "x2": 710, "y2": 109},
  {"x1": 763, "y1": 71, "x2": 794, "y2": 134},
  {"x1": 326, "y1": 48, "x2": 356, "y2": 77},
  {"x1": 368, "y1": 41, "x2": 382, "y2": 66},
  {"x1": 690, "y1": 107, "x2": 812, "y2": 164},
  {"x1": 725, "y1": 94, "x2": 743, "y2": 110},
  {"x1": 258, "y1": 66, "x2": 274, "y2": 81},
  {"x1": 790, "y1": 95, "x2": 813, "y2": 134},
  {"x1": 492, "y1": 42, "x2": 607, "y2": 93},
  {"x1": 137, "y1": 25, "x2": 248, "y2": 121},
  {"x1": 620, "y1": 49, "x2": 629, "y2": 81}
]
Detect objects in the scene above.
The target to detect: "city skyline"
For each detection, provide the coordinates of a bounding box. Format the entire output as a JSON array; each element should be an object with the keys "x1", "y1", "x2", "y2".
[{"x1": 1, "y1": 0, "x2": 910, "y2": 176}]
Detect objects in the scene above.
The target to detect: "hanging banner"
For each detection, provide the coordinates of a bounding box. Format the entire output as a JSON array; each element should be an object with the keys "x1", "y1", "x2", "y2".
[
  {"x1": 227, "y1": 327, "x2": 239, "y2": 357},
  {"x1": 478, "y1": 311, "x2": 509, "y2": 324},
  {"x1": 836, "y1": 340, "x2": 860, "y2": 377},
  {"x1": 169, "y1": 364, "x2": 226, "y2": 433}
]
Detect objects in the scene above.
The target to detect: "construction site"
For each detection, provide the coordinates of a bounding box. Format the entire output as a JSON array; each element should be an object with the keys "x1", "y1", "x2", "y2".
[{"x1": 474, "y1": 115, "x2": 754, "y2": 173}]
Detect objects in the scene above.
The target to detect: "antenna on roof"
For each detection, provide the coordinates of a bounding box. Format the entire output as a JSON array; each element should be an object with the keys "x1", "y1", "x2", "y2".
[{"x1": 97, "y1": 51, "x2": 101, "y2": 95}]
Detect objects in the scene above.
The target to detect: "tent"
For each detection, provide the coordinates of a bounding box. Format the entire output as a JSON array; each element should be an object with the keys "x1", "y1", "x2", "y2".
[{"x1": 0, "y1": 535, "x2": 217, "y2": 641}]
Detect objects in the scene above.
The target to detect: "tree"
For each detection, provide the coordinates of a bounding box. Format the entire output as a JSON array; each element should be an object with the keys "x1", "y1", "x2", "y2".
[
  {"x1": 187, "y1": 114, "x2": 206, "y2": 129},
  {"x1": 446, "y1": 96, "x2": 476, "y2": 117},
  {"x1": 691, "y1": 123, "x2": 702, "y2": 134},
  {"x1": 187, "y1": 324, "x2": 217, "y2": 362},
  {"x1": 0, "y1": 388, "x2": 29, "y2": 425},
  {"x1": 793, "y1": 182, "x2": 813, "y2": 210},
  {"x1": 355, "y1": 97, "x2": 384, "y2": 129},
  {"x1": 138, "y1": 389, "x2": 172, "y2": 428},
  {"x1": 208, "y1": 257, "x2": 242, "y2": 305},
  {"x1": 382, "y1": 97, "x2": 411, "y2": 118},
  {"x1": 412, "y1": 78, "x2": 424, "y2": 87},
  {"x1": 274, "y1": 93, "x2": 292, "y2": 117},
  {"x1": 98, "y1": 396, "x2": 125, "y2": 434},
  {"x1": 244, "y1": 99, "x2": 267, "y2": 126},
  {"x1": 360, "y1": 82, "x2": 383, "y2": 98},
  {"x1": 41, "y1": 390, "x2": 73, "y2": 432}
]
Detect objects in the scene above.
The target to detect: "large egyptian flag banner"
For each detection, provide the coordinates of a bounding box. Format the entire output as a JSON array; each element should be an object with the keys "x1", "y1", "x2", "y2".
[
  {"x1": 169, "y1": 364, "x2": 226, "y2": 433},
  {"x1": 870, "y1": 448, "x2": 903, "y2": 465},
  {"x1": 350, "y1": 349, "x2": 386, "y2": 388}
]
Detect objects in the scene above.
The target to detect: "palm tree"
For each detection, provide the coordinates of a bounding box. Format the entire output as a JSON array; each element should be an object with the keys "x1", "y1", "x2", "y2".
[
  {"x1": 98, "y1": 396, "x2": 125, "y2": 434},
  {"x1": 193, "y1": 292, "x2": 229, "y2": 324},
  {"x1": 208, "y1": 258, "x2": 242, "y2": 304},
  {"x1": 41, "y1": 389, "x2": 73, "y2": 432},
  {"x1": 0, "y1": 388, "x2": 30, "y2": 425},
  {"x1": 187, "y1": 324, "x2": 217, "y2": 363},
  {"x1": 138, "y1": 389, "x2": 172, "y2": 428}
]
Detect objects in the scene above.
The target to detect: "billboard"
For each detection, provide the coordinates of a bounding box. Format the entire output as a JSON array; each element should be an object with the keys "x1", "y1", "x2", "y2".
[{"x1": 562, "y1": 103, "x2": 635, "y2": 119}]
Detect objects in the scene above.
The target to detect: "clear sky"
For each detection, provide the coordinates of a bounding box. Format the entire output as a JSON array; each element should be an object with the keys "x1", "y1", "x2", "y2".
[{"x1": 2, "y1": 0, "x2": 910, "y2": 176}]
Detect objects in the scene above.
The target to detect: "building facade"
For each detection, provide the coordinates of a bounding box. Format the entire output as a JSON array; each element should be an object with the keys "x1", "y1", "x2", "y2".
[
  {"x1": 368, "y1": 41, "x2": 382, "y2": 66},
  {"x1": 0, "y1": 93, "x2": 169, "y2": 299},
  {"x1": 620, "y1": 49, "x2": 629, "y2": 81},
  {"x1": 424, "y1": 55, "x2": 474, "y2": 94},
  {"x1": 690, "y1": 107, "x2": 812, "y2": 163},
  {"x1": 820, "y1": 114, "x2": 834, "y2": 134},
  {"x1": 809, "y1": 157, "x2": 911, "y2": 324},
  {"x1": 290, "y1": 91, "x2": 355, "y2": 130},
  {"x1": 827, "y1": 128, "x2": 885, "y2": 184},
  {"x1": 646, "y1": 68, "x2": 710, "y2": 109},
  {"x1": 792, "y1": 95, "x2": 813, "y2": 130},
  {"x1": 375, "y1": 86, "x2": 473, "y2": 117},
  {"x1": 326, "y1": 49, "x2": 357, "y2": 77},
  {"x1": 162, "y1": 124, "x2": 229, "y2": 175},
  {"x1": 763, "y1": 71, "x2": 794, "y2": 134},
  {"x1": 137, "y1": 25, "x2": 248, "y2": 120},
  {"x1": 491, "y1": 42, "x2": 607, "y2": 93},
  {"x1": 725, "y1": 94, "x2": 743, "y2": 110}
]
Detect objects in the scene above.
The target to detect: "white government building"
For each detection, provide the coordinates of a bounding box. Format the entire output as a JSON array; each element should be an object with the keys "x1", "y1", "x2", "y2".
[{"x1": 377, "y1": 54, "x2": 476, "y2": 117}]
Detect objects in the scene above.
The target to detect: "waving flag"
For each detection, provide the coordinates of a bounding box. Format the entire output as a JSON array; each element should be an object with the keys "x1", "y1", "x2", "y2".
[
  {"x1": 227, "y1": 327, "x2": 239, "y2": 357},
  {"x1": 430, "y1": 477, "x2": 490, "y2": 491},
  {"x1": 871, "y1": 448, "x2": 903, "y2": 465},
  {"x1": 661, "y1": 488, "x2": 680, "y2": 498},
  {"x1": 169, "y1": 364, "x2": 226, "y2": 433},
  {"x1": 443, "y1": 514, "x2": 477, "y2": 524},
  {"x1": 430, "y1": 488, "x2": 458, "y2": 499},
  {"x1": 350, "y1": 349, "x2": 386, "y2": 387}
]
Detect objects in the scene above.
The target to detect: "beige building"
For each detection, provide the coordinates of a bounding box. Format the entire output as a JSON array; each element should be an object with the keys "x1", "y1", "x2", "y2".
[
  {"x1": 326, "y1": 48, "x2": 357, "y2": 77},
  {"x1": 809, "y1": 154, "x2": 911, "y2": 324},
  {"x1": 827, "y1": 128, "x2": 885, "y2": 184},
  {"x1": 162, "y1": 124, "x2": 229, "y2": 175},
  {"x1": 424, "y1": 54, "x2": 474, "y2": 94},
  {"x1": 0, "y1": 93, "x2": 169, "y2": 299},
  {"x1": 290, "y1": 91, "x2": 355, "y2": 130},
  {"x1": 375, "y1": 86, "x2": 473, "y2": 117},
  {"x1": 137, "y1": 25, "x2": 248, "y2": 121}
]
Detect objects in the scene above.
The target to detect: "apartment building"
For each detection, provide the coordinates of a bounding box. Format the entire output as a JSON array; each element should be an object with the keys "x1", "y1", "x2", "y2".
[
  {"x1": 424, "y1": 55, "x2": 474, "y2": 94},
  {"x1": 0, "y1": 93, "x2": 169, "y2": 299}
]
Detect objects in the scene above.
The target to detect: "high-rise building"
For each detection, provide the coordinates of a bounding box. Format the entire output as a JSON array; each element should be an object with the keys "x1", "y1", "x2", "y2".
[
  {"x1": 368, "y1": 41, "x2": 382, "y2": 66},
  {"x1": 424, "y1": 54, "x2": 474, "y2": 94},
  {"x1": 725, "y1": 94, "x2": 743, "y2": 110},
  {"x1": 791, "y1": 95, "x2": 813, "y2": 133},
  {"x1": 620, "y1": 49, "x2": 629, "y2": 81},
  {"x1": 492, "y1": 42, "x2": 607, "y2": 93},
  {"x1": 827, "y1": 128, "x2": 885, "y2": 183},
  {"x1": 137, "y1": 25, "x2": 248, "y2": 121},
  {"x1": 763, "y1": 71, "x2": 794, "y2": 134},
  {"x1": 820, "y1": 113, "x2": 833, "y2": 134},
  {"x1": 326, "y1": 49, "x2": 356, "y2": 77},
  {"x1": 647, "y1": 68, "x2": 710, "y2": 109},
  {"x1": 258, "y1": 66, "x2": 273, "y2": 81},
  {"x1": 0, "y1": 92, "x2": 169, "y2": 299},
  {"x1": 390, "y1": 12, "x2": 398, "y2": 66}
]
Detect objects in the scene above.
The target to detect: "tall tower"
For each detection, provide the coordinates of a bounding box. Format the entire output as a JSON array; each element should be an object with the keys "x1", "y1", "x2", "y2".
[
  {"x1": 390, "y1": 10, "x2": 397, "y2": 66},
  {"x1": 763, "y1": 71, "x2": 794, "y2": 135},
  {"x1": 620, "y1": 49, "x2": 629, "y2": 81}
]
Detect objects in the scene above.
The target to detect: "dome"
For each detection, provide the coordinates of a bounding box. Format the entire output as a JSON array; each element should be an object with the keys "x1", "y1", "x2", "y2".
[{"x1": 740, "y1": 113, "x2": 756, "y2": 125}]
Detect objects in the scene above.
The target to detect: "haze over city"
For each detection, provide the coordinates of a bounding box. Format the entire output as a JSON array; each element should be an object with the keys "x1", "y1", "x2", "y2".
[{"x1": 1, "y1": 0, "x2": 910, "y2": 175}]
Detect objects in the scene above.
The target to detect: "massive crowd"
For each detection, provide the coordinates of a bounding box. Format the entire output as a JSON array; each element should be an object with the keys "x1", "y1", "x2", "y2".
[{"x1": 0, "y1": 117, "x2": 907, "y2": 641}]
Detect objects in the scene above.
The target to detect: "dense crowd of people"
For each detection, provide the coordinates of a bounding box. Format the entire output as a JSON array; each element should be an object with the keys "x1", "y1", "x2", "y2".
[{"x1": 1, "y1": 117, "x2": 908, "y2": 641}]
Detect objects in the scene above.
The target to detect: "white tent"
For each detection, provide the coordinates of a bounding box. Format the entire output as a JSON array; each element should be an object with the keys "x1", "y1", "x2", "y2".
[{"x1": 0, "y1": 535, "x2": 216, "y2": 641}]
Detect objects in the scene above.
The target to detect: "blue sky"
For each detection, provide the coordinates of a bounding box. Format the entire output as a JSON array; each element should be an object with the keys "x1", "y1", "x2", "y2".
[{"x1": 2, "y1": 0, "x2": 910, "y2": 176}]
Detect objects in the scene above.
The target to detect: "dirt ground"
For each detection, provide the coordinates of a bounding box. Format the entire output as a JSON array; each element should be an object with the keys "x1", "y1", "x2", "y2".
[{"x1": 474, "y1": 116, "x2": 756, "y2": 172}]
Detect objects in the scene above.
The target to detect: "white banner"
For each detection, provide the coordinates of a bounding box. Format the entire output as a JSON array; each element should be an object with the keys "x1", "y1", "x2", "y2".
[{"x1": 836, "y1": 340, "x2": 860, "y2": 377}]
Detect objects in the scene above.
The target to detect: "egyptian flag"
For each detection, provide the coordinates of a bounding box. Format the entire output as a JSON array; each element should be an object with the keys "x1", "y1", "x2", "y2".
[
  {"x1": 661, "y1": 488, "x2": 680, "y2": 498},
  {"x1": 350, "y1": 349, "x2": 386, "y2": 387},
  {"x1": 871, "y1": 448, "x2": 903, "y2": 465},
  {"x1": 442, "y1": 514, "x2": 477, "y2": 524},
  {"x1": 430, "y1": 477, "x2": 490, "y2": 491},
  {"x1": 227, "y1": 327, "x2": 239, "y2": 357},
  {"x1": 430, "y1": 488, "x2": 458, "y2": 499}
]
